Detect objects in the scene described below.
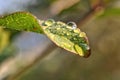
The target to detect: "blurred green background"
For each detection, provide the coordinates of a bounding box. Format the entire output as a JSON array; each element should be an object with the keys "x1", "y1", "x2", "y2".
[{"x1": 0, "y1": 0, "x2": 120, "y2": 80}]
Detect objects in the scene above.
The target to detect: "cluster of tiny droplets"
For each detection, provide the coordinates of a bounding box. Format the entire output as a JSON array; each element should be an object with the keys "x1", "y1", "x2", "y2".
[
  {"x1": 45, "y1": 21, "x2": 86, "y2": 44},
  {"x1": 43, "y1": 19, "x2": 89, "y2": 53}
]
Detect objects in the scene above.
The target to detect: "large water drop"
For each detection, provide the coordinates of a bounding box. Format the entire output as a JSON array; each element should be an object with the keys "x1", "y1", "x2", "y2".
[
  {"x1": 67, "y1": 22, "x2": 77, "y2": 29},
  {"x1": 42, "y1": 19, "x2": 55, "y2": 26}
]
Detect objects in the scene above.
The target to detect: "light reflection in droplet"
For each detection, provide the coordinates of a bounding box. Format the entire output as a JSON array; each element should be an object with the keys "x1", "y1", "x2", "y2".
[
  {"x1": 42, "y1": 19, "x2": 55, "y2": 26},
  {"x1": 67, "y1": 22, "x2": 77, "y2": 29}
]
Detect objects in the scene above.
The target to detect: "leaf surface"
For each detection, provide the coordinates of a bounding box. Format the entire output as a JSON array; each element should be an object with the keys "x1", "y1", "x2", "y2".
[{"x1": 0, "y1": 12, "x2": 43, "y2": 33}]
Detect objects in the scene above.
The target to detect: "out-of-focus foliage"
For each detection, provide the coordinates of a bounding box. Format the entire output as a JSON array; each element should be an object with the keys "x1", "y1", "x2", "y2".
[
  {"x1": 0, "y1": 27, "x2": 18, "y2": 63},
  {"x1": 0, "y1": 28, "x2": 16, "y2": 63},
  {"x1": 100, "y1": 8, "x2": 120, "y2": 17},
  {"x1": 0, "y1": 45, "x2": 16, "y2": 63},
  {"x1": 0, "y1": 28, "x2": 10, "y2": 52},
  {"x1": 54, "y1": 0, "x2": 91, "y2": 22}
]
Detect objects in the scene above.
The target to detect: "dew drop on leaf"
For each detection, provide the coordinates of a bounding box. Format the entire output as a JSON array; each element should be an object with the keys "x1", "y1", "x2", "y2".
[
  {"x1": 79, "y1": 32, "x2": 86, "y2": 37},
  {"x1": 67, "y1": 22, "x2": 77, "y2": 29},
  {"x1": 74, "y1": 44, "x2": 84, "y2": 56},
  {"x1": 80, "y1": 43, "x2": 90, "y2": 50},
  {"x1": 43, "y1": 19, "x2": 55, "y2": 26}
]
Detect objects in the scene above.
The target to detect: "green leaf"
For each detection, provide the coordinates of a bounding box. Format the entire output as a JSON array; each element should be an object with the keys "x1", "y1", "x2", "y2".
[
  {"x1": 0, "y1": 12, "x2": 44, "y2": 33},
  {"x1": 42, "y1": 19, "x2": 91, "y2": 57}
]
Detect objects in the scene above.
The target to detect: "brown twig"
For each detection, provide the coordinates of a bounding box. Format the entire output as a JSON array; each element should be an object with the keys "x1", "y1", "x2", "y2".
[{"x1": 78, "y1": 0, "x2": 104, "y2": 27}]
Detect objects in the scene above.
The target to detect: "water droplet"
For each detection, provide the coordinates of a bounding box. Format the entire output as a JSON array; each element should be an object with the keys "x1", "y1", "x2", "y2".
[
  {"x1": 74, "y1": 29, "x2": 80, "y2": 33},
  {"x1": 79, "y1": 32, "x2": 86, "y2": 37},
  {"x1": 73, "y1": 38, "x2": 77, "y2": 40},
  {"x1": 56, "y1": 27, "x2": 60, "y2": 30},
  {"x1": 67, "y1": 22, "x2": 77, "y2": 29},
  {"x1": 42, "y1": 19, "x2": 55, "y2": 26},
  {"x1": 74, "y1": 44, "x2": 84, "y2": 56},
  {"x1": 82, "y1": 44, "x2": 90, "y2": 50},
  {"x1": 66, "y1": 33, "x2": 70, "y2": 36}
]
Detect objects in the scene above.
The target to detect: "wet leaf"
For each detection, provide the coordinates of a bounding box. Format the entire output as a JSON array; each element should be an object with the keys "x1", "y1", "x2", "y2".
[
  {"x1": 42, "y1": 19, "x2": 91, "y2": 57},
  {"x1": 0, "y1": 12, "x2": 91, "y2": 57}
]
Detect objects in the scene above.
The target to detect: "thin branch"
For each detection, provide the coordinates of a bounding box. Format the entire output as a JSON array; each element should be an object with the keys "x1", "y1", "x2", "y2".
[{"x1": 78, "y1": 0, "x2": 104, "y2": 27}]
